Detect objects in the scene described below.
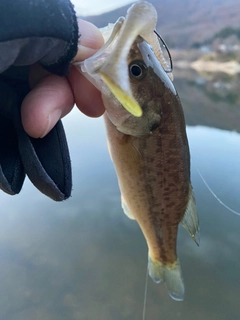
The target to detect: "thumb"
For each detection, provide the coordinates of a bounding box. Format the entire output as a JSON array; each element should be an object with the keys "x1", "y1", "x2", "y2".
[{"x1": 73, "y1": 19, "x2": 104, "y2": 62}]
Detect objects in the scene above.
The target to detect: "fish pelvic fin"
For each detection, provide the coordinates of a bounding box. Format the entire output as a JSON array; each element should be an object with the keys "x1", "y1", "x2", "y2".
[
  {"x1": 148, "y1": 256, "x2": 184, "y2": 301},
  {"x1": 121, "y1": 196, "x2": 135, "y2": 220},
  {"x1": 181, "y1": 184, "x2": 200, "y2": 246}
]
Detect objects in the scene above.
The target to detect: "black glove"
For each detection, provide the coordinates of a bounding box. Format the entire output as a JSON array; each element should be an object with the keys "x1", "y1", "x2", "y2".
[{"x1": 0, "y1": 0, "x2": 79, "y2": 201}]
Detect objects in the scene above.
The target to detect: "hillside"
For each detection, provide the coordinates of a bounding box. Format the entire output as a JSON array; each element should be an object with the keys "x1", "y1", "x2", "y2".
[
  {"x1": 78, "y1": 1, "x2": 240, "y2": 133},
  {"x1": 81, "y1": 0, "x2": 240, "y2": 48}
]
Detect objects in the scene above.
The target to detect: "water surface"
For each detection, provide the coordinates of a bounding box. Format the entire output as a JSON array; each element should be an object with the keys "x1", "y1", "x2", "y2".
[{"x1": 0, "y1": 77, "x2": 240, "y2": 320}]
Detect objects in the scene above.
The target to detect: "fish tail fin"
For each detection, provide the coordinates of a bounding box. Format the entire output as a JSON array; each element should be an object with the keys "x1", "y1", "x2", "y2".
[{"x1": 148, "y1": 256, "x2": 184, "y2": 301}]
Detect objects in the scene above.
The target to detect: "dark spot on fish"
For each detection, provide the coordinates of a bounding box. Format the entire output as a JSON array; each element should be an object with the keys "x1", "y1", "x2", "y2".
[
  {"x1": 168, "y1": 183, "x2": 175, "y2": 187},
  {"x1": 147, "y1": 157, "x2": 154, "y2": 163},
  {"x1": 160, "y1": 252, "x2": 167, "y2": 263},
  {"x1": 166, "y1": 202, "x2": 175, "y2": 208},
  {"x1": 156, "y1": 229, "x2": 162, "y2": 238},
  {"x1": 150, "y1": 121, "x2": 160, "y2": 133}
]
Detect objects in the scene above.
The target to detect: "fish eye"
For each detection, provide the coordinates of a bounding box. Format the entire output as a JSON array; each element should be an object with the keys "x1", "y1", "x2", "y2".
[{"x1": 129, "y1": 60, "x2": 147, "y2": 80}]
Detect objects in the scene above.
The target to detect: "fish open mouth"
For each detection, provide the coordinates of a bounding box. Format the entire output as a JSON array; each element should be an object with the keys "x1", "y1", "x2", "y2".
[{"x1": 99, "y1": 72, "x2": 143, "y2": 117}]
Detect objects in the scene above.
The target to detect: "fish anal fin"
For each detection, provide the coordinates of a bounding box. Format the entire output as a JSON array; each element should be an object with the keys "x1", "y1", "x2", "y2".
[
  {"x1": 148, "y1": 256, "x2": 184, "y2": 301},
  {"x1": 121, "y1": 196, "x2": 135, "y2": 220},
  {"x1": 181, "y1": 184, "x2": 200, "y2": 246}
]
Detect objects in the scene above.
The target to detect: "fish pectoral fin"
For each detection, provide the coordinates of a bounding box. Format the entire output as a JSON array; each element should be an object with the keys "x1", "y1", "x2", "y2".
[
  {"x1": 181, "y1": 184, "x2": 200, "y2": 245},
  {"x1": 148, "y1": 256, "x2": 184, "y2": 301},
  {"x1": 121, "y1": 197, "x2": 135, "y2": 220}
]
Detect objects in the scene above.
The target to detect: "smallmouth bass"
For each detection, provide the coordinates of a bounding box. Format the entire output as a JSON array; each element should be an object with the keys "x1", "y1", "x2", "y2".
[{"x1": 76, "y1": 1, "x2": 199, "y2": 301}]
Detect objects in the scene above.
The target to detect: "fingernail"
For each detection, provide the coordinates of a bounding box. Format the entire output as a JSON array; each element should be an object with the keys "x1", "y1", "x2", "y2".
[
  {"x1": 76, "y1": 45, "x2": 99, "y2": 61},
  {"x1": 73, "y1": 19, "x2": 104, "y2": 62},
  {"x1": 40, "y1": 109, "x2": 62, "y2": 138}
]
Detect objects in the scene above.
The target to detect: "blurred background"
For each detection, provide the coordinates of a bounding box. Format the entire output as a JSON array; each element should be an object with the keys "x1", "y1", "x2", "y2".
[{"x1": 0, "y1": 1, "x2": 240, "y2": 319}]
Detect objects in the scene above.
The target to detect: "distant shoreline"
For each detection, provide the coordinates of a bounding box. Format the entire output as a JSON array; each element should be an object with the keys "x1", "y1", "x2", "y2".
[
  {"x1": 190, "y1": 59, "x2": 240, "y2": 75},
  {"x1": 171, "y1": 49, "x2": 240, "y2": 75},
  {"x1": 173, "y1": 58, "x2": 240, "y2": 75}
]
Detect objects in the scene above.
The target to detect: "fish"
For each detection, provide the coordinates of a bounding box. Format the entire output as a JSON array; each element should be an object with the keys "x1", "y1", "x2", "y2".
[{"x1": 76, "y1": 1, "x2": 199, "y2": 301}]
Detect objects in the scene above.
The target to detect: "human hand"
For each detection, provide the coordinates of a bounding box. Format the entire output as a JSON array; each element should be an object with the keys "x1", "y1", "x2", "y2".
[
  {"x1": 0, "y1": 2, "x2": 106, "y2": 200},
  {"x1": 21, "y1": 19, "x2": 105, "y2": 139}
]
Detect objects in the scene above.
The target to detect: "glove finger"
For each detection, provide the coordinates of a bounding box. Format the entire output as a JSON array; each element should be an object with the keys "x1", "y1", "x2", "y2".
[
  {"x1": 0, "y1": 77, "x2": 26, "y2": 195},
  {"x1": 17, "y1": 120, "x2": 72, "y2": 201},
  {"x1": 0, "y1": 116, "x2": 25, "y2": 194},
  {"x1": 0, "y1": 72, "x2": 72, "y2": 201}
]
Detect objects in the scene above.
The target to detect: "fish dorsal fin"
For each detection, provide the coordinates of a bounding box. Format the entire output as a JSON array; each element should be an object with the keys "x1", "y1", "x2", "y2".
[{"x1": 181, "y1": 185, "x2": 200, "y2": 245}]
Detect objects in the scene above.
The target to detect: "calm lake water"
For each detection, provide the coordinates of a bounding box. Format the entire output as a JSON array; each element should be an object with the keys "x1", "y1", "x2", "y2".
[{"x1": 0, "y1": 73, "x2": 240, "y2": 320}]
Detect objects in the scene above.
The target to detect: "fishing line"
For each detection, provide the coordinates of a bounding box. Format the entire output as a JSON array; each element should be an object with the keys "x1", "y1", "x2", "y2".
[
  {"x1": 195, "y1": 165, "x2": 240, "y2": 216},
  {"x1": 142, "y1": 262, "x2": 149, "y2": 320}
]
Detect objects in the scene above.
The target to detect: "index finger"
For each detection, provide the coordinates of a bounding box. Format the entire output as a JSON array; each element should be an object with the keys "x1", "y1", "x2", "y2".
[{"x1": 73, "y1": 19, "x2": 104, "y2": 62}]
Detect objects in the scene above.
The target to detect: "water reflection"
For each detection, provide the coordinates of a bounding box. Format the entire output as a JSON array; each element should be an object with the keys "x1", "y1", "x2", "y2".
[
  {"x1": 174, "y1": 72, "x2": 240, "y2": 132},
  {"x1": 0, "y1": 98, "x2": 240, "y2": 318}
]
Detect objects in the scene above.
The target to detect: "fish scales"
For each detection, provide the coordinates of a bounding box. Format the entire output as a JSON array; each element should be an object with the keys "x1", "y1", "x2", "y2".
[
  {"x1": 78, "y1": 0, "x2": 199, "y2": 301},
  {"x1": 104, "y1": 81, "x2": 190, "y2": 266}
]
